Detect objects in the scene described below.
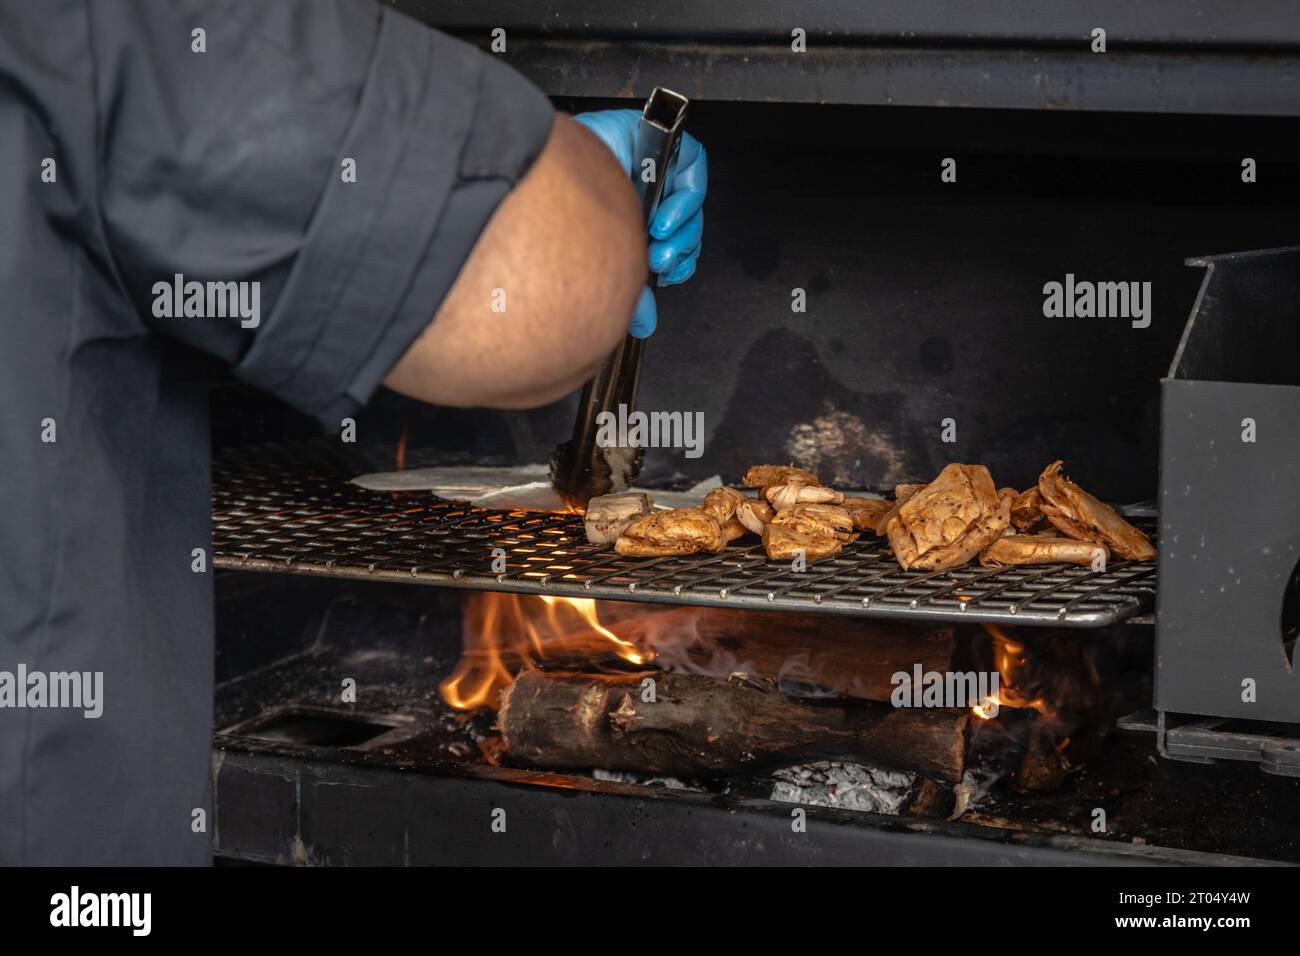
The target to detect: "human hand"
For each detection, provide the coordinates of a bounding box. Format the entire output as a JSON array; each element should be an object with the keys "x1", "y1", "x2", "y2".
[{"x1": 573, "y1": 109, "x2": 707, "y2": 337}]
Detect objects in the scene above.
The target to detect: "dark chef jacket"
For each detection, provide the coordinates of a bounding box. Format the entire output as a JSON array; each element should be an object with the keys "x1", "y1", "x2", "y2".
[{"x1": 0, "y1": 1, "x2": 554, "y2": 864}]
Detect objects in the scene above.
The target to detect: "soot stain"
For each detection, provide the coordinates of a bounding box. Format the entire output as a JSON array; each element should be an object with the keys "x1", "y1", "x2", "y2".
[
  {"x1": 919, "y1": 336, "x2": 955, "y2": 376},
  {"x1": 731, "y1": 235, "x2": 781, "y2": 279}
]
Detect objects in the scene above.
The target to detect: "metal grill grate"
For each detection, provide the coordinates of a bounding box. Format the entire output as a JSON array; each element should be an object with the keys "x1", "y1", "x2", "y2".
[{"x1": 212, "y1": 446, "x2": 1157, "y2": 627}]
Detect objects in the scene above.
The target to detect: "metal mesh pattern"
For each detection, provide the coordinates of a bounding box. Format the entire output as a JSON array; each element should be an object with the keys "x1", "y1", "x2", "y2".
[{"x1": 212, "y1": 446, "x2": 1157, "y2": 627}]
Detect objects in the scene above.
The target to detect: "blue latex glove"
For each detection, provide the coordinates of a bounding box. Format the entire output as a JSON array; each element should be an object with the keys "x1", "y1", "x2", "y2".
[{"x1": 574, "y1": 109, "x2": 707, "y2": 338}]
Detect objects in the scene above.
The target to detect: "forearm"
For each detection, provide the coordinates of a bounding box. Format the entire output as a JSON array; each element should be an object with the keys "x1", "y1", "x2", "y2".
[{"x1": 383, "y1": 114, "x2": 646, "y2": 408}]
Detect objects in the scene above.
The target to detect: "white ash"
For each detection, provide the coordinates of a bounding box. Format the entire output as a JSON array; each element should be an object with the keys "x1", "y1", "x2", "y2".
[
  {"x1": 591, "y1": 768, "x2": 700, "y2": 791},
  {"x1": 958, "y1": 767, "x2": 1003, "y2": 806},
  {"x1": 770, "y1": 761, "x2": 916, "y2": 814}
]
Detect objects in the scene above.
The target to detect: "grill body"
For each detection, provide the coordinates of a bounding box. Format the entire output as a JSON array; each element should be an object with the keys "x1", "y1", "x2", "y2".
[
  {"x1": 1157, "y1": 248, "x2": 1300, "y2": 730},
  {"x1": 201, "y1": 8, "x2": 1300, "y2": 863}
]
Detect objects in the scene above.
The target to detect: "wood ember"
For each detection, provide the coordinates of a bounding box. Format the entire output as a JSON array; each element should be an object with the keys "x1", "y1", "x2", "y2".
[
  {"x1": 1010, "y1": 716, "x2": 1069, "y2": 795},
  {"x1": 497, "y1": 670, "x2": 970, "y2": 782}
]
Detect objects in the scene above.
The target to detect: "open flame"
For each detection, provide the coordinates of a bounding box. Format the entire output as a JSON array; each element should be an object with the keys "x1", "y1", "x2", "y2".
[
  {"x1": 440, "y1": 593, "x2": 647, "y2": 710},
  {"x1": 973, "y1": 624, "x2": 1052, "y2": 721},
  {"x1": 971, "y1": 623, "x2": 1100, "y2": 732},
  {"x1": 441, "y1": 596, "x2": 1094, "y2": 735}
]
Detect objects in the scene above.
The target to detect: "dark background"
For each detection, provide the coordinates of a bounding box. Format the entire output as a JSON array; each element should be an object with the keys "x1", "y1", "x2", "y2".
[{"x1": 212, "y1": 100, "x2": 1300, "y2": 501}]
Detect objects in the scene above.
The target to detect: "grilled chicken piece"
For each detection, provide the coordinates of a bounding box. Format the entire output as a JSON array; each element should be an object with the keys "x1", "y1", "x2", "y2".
[
  {"x1": 614, "y1": 509, "x2": 726, "y2": 556},
  {"x1": 742, "y1": 464, "x2": 821, "y2": 490},
  {"x1": 841, "y1": 497, "x2": 892, "y2": 533},
  {"x1": 980, "y1": 535, "x2": 1109, "y2": 568},
  {"x1": 770, "y1": 503, "x2": 857, "y2": 541},
  {"x1": 762, "y1": 503, "x2": 856, "y2": 562},
  {"x1": 874, "y1": 483, "x2": 927, "y2": 537},
  {"x1": 1009, "y1": 487, "x2": 1045, "y2": 532},
  {"x1": 886, "y1": 465, "x2": 1011, "y2": 570},
  {"x1": 735, "y1": 498, "x2": 775, "y2": 535},
  {"x1": 1036, "y1": 460, "x2": 1156, "y2": 561},
  {"x1": 700, "y1": 486, "x2": 746, "y2": 523},
  {"x1": 721, "y1": 516, "x2": 748, "y2": 543},
  {"x1": 583, "y1": 492, "x2": 654, "y2": 545},
  {"x1": 763, "y1": 481, "x2": 844, "y2": 509},
  {"x1": 762, "y1": 524, "x2": 844, "y2": 563}
]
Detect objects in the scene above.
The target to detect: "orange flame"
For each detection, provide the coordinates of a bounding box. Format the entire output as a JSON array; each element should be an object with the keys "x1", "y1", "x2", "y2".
[
  {"x1": 972, "y1": 624, "x2": 1053, "y2": 721},
  {"x1": 440, "y1": 593, "x2": 647, "y2": 710}
]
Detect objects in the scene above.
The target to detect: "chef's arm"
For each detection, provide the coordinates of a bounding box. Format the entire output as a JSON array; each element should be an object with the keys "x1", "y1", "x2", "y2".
[{"x1": 383, "y1": 114, "x2": 647, "y2": 409}]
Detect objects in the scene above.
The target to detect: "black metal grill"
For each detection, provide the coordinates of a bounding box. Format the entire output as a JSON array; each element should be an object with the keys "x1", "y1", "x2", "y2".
[{"x1": 212, "y1": 445, "x2": 1157, "y2": 627}]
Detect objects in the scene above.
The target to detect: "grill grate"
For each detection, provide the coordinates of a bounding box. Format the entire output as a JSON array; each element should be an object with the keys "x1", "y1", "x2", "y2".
[{"x1": 212, "y1": 445, "x2": 1157, "y2": 628}]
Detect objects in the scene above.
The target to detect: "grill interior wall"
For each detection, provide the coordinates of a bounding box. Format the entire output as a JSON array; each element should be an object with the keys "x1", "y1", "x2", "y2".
[{"x1": 212, "y1": 103, "x2": 1300, "y2": 506}]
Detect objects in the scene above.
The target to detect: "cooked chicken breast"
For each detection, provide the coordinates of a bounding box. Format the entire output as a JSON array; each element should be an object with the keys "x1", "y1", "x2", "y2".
[
  {"x1": 762, "y1": 524, "x2": 845, "y2": 563},
  {"x1": 614, "y1": 509, "x2": 726, "y2": 556},
  {"x1": 699, "y1": 486, "x2": 746, "y2": 523},
  {"x1": 741, "y1": 464, "x2": 821, "y2": 490},
  {"x1": 886, "y1": 464, "x2": 1011, "y2": 571},
  {"x1": 762, "y1": 502, "x2": 856, "y2": 562},
  {"x1": 1036, "y1": 460, "x2": 1155, "y2": 561},
  {"x1": 770, "y1": 502, "x2": 856, "y2": 540},
  {"x1": 874, "y1": 482, "x2": 927, "y2": 537},
  {"x1": 583, "y1": 492, "x2": 654, "y2": 545},
  {"x1": 763, "y1": 481, "x2": 844, "y2": 509},
  {"x1": 980, "y1": 535, "x2": 1109, "y2": 568},
  {"x1": 721, "y1": 515, "x2": 748, "y2": 544},
  {"x1": 1009, "y1": 487, "x2": 1045, "y2": 532},
  {"x1": 841, "y1": 497, "x2": 892, "y2": 533},
  {"x1": 735, "y1": 497, "x2": 775, "y2": 535}
]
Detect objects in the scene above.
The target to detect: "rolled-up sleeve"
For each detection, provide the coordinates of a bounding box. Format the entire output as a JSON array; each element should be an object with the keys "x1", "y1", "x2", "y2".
[{"x1": 94, "y1": 0, "x2": 554, "y2": 425}]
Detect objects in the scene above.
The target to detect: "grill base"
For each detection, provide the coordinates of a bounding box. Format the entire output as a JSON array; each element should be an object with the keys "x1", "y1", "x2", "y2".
[{"x1": 207, "y1": 586, "x2": 1298, "y2": 866}]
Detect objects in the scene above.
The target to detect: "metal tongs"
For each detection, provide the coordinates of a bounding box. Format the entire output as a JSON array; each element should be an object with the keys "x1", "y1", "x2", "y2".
[{"x1": 549, "y1": 87, "x2": 690, "y2": 510}]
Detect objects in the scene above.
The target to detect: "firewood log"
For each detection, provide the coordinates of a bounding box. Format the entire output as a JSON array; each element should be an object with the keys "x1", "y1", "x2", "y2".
[
  {"x1": 595, "y1": 606, "x2": 957, "y2": 703},
  {"x1": 498, "y1": 670, "x2": 970, "y2": 782}
]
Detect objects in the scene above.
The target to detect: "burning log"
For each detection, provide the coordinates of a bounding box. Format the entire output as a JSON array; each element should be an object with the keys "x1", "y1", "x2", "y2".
[
  {"x1": 444, "y1": 594, "x2": 960, "y2": 710},
  {"x1": 498, "y1": 670, "x2": 971, "y2": 782},
  {"x1": 575, "y1": 606, "x2": 958, "y2": 703},
  {"x1": 1009, "y1": 714, "x2": 1069, "y2": 794}
]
